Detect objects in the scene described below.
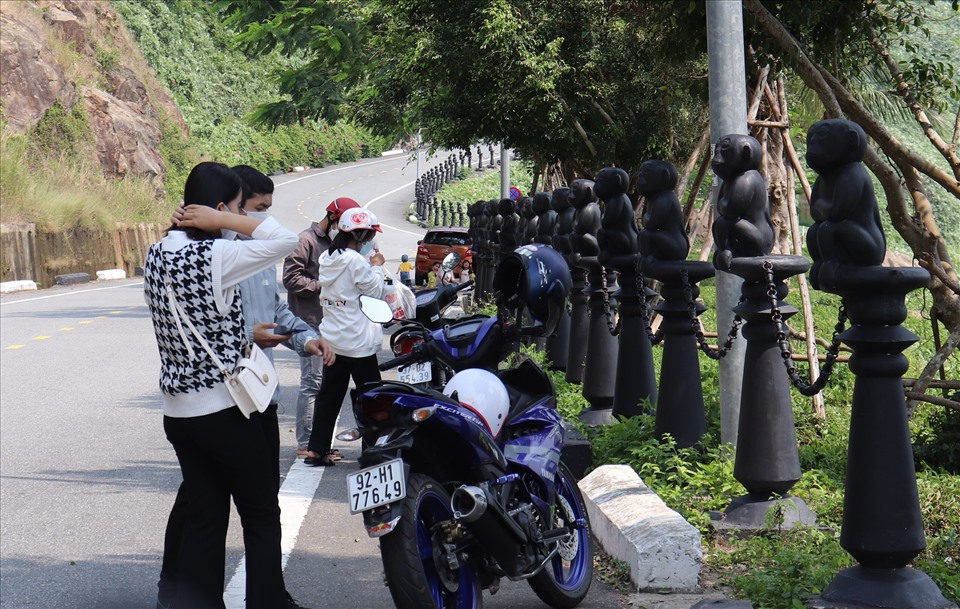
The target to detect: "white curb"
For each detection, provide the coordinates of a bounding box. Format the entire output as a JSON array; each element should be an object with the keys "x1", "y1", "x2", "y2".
[
  {"x1": 579, "y1": 464, "x2": 702, "y2": 592},
  {"x1": 0, "y1": 280, "x2": 38, "y2": 294},
  {"x1": 96, "y1": 269, "x2": 127, "y2": 281}
]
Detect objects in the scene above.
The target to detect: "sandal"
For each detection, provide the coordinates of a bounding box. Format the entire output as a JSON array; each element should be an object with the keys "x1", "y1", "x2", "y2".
[
  {"x1": 304, "y1": 452, "x2": 336, "y2": 467},
  {"x1": 326, "y1": 449, "x2": 343, "y2": 461}
]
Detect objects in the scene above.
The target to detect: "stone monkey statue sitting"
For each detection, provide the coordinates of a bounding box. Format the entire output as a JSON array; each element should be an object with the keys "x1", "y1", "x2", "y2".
[
  {"x1": 594, "y1": 167, "x2": 639, "y2": 267},
  {"x1": 552, "y1": 187, "x2": 575, "y2": 257},
  {"x1": 710, "y1": 134, "x2": 775, "y2": 270},
  {"x1": 533, "y1": 191, "x2": 558, "y2": 246},
  {"x1": 497, "y1": 198, "x2": 520, "y2": 254},
  {"x1": 570, "y1": 178, "x2": 600, "y2": 258},
  {"x1": 519, "y1": 197, "x2": 539, "y2": 245},
  {"x1": 805, "y1": 119, "x2": 886, "y2": 289},
  {"x1": 637, "y1": 160, "x2": 689, "y2": 268}
]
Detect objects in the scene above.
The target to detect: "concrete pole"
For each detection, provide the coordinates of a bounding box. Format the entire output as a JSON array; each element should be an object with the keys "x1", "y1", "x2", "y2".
[
  {"x1": 500, "y1": 145, "x2": 510, "y2": 200},
  {"x1": 706, "y1": 0, "x2": 747, "y2": 450}
]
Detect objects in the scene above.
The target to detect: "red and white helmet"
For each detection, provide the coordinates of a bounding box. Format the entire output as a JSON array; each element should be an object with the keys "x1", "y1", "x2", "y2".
[
  {"x1": 338, "y1": 209, "x2": 383, "y2": 233},
  {"x1": 326, "y1": 197, "x2": 361, "y2": 220}
]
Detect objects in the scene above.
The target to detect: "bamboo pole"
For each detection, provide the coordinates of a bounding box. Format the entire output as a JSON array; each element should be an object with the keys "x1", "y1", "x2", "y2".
[{"x1": 773, "y1": 77, "x2": 825, "y2": 418}]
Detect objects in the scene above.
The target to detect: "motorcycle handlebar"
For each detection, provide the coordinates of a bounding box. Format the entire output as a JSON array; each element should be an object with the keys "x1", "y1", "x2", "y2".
[{"x1": 379, "y1": 351, "x2": 418, "y2": 371}]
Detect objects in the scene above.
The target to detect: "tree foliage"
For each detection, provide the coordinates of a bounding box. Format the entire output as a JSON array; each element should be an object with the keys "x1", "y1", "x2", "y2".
[{"x1": 220, "y1": 0, "x2": 960, "y2": 336}]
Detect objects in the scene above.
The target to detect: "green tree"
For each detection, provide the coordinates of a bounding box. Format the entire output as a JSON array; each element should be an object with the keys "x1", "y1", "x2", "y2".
[{"x1": 220, "y1": 0, "x2": 959, "y2": 337}]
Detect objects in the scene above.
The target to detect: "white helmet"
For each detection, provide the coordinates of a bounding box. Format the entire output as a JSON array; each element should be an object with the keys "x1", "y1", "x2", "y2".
[
  {"x1": 338, "y1": 208, "x2": 382, "y2": 233},
  {"x1": 443, "y1": 369, "x2": 510, "y2": 437}
]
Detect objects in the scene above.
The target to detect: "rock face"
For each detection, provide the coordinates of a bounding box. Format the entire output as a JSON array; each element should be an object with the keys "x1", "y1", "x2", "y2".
[
  {"x1": 83, "y1": 86, "x2": 164, "y2": 182},
  {"x1": 0, "y1": 1, "x2": 187, "y2": 189},
  {"x1": 0, "y1": 12, "x2": 78, "y2": 132}
]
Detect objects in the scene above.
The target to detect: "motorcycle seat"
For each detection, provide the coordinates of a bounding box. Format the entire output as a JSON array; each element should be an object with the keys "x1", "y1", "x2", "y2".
[{"x1": 497, "y1": 360, "x2": 555, "y2": 423}]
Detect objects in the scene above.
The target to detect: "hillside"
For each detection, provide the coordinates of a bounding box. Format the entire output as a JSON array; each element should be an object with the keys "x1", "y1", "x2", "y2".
[{"x1": 1, "y1": 0, "x2": 188, "y2": 195}]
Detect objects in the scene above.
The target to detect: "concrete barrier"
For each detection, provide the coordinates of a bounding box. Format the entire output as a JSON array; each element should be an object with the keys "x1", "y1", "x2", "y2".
[
  {"x1": 0, "y1": 280, "x2": 38, "y2": 293},
  {"x1": 96, "y1": 269, "x2": 127, "y2": 280},
  {"x1": 579, "y1": 464, "x2": 702, "y2": 592},
  {"x1": 54, "y1": 272, "x2": 91, "y2": 286}
]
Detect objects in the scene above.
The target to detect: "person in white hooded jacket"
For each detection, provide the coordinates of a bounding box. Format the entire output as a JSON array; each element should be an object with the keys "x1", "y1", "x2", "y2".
[{"x1": 304, "y1": 207, "x2": 388, "y2": 467}]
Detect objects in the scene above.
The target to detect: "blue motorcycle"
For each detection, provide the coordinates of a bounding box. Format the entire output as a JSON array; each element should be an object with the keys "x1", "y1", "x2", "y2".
[{"x1": 338, "y1": 245, "x2": 592, "y2": 609}]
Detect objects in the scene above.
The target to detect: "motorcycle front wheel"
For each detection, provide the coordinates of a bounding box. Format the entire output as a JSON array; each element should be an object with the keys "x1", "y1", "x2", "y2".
[
  {"x1": 380, "y1": 473, "x2": 482, "y2": 609},
  {"x1": 528, "y1": 464, "x2": 594, "y2": 608}
]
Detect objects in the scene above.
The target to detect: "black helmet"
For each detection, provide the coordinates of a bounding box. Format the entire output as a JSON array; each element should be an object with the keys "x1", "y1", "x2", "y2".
[{"x1": 495, "y1": 244, "x2": 571, "y2": 334}]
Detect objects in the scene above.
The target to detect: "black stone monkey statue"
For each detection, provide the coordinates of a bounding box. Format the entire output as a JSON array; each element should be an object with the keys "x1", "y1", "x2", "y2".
[
  {"x1": 805, "y1": 119, "x2": 886, "y2": 289},
  {"x1": 637, "y1": 160, "x2": 689, "y2": 267}
]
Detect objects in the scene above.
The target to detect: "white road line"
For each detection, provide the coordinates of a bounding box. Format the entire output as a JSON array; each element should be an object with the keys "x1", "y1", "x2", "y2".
[
  {"x1": 273, "y1": 157, "x2": 405, "y2": 188},
  {"x1": 363, "y1": 180, "x2": 427, "y2": 237},
  {"x1": 223, "y1": 422, "x2": 347, "y2": 608},
  {"x1": 223, "y1": 460, "x2": 329, "y2": 608},
  {"x1": 0, "y1": 281, "x2": 143, "y2": 305}
]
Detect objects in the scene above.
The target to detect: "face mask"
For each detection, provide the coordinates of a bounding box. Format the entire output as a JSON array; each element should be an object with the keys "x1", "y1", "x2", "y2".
[
  {"x1": 359, "y1": 240, "x2": 375, "y2": 256},
  {"x1": 244, "y1": 211, "x2": 270, "y2": 221},
  {"x1": 328, "y1": 228, "x2": 339, "y2": 241},
  {"x1": 220, "y1": 229, "x2": 239, "y2": 241}
]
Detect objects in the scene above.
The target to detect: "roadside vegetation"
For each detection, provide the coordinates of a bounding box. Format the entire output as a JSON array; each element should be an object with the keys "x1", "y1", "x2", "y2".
[{"x1": 113, "y1": 0, "x2": 390, "y2": 201}]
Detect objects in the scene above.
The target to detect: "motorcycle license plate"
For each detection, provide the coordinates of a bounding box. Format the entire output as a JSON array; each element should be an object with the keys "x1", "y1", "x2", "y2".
[
  {"x1": 347, "y1": 459, "x2": 406, "y2": 514},
  {"x1": 397, "y1": 361, "x2": 432, "y2": 384}
]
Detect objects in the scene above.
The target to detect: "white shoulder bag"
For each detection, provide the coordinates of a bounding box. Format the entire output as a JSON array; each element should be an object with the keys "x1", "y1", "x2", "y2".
[{"x1": 165, "y1": 279, "x2": 278, "y2": 418}]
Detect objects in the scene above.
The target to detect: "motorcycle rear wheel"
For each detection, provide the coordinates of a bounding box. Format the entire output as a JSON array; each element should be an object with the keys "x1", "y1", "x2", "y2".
[
  {"x1": 380, "y1": 473, "x2": 482, "y2": 609},
  {"x1": 528, "y1": 464, "x2": 593, "y2": 608}
]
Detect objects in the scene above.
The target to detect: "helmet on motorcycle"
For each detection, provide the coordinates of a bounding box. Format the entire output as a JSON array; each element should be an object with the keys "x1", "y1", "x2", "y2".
[
  {"x1": 338, "y1": 208, "x2": 382, "y2": 233},
  {"x1": 326, "y1": 197, "x2": 361, "y2": 221},
  {"x1": 443, "y1": 368, "x2": 510, "y2": 437},
  {"x1": 494, "y1": 244, "x2": 571, "y2": 335}
]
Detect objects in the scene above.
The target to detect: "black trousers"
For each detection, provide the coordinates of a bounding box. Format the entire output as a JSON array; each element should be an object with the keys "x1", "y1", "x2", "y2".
[
  {"x1": 307, "y1": 354, "x2": 381, "y2": 455},
  {"x1": 160, "y1": 404, "x2": 283, "y2": 609}
]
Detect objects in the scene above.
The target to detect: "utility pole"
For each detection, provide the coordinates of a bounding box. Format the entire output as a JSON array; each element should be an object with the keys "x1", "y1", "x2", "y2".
[
  {"x1": 415, "y1": 128, "x2": 422, "y2": 181},
  {"x1": 500, "y1": 144, "x2": 510, "y2": 200},
  {"x1": 706, "y1": 0, "x2": 748, "y2": 450}
]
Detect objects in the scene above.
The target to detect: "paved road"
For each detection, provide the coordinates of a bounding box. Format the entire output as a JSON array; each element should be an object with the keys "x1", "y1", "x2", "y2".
[{"x1": 0, "y1": 153, "x2": 625, "y2": 609}]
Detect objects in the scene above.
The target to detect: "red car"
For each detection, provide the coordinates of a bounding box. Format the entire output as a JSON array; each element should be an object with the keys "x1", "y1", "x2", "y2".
[{"x1": 415, "y1": 226, "x2": 472, "y2": 286}]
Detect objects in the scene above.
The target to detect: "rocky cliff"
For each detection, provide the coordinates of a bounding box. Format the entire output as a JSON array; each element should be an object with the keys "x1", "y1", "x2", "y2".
[{"x1": 0, "y1": 0, "x2": 187, "y2": 190}]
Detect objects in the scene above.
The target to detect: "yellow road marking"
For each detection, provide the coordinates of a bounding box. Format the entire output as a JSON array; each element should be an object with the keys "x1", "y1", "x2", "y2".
[
  {"x1": 79, "y1": 320, "x2": 93, "y2": 325},
  {"x1": 110, "y1": 310, "x2": 121, "y2": 314},
  {"x1": 33, "y1": 335, "x2": 51, "y2": 340},
  {"x1": 6, "y1": 344, "x2": 25, "y2": 350},
  {"x1": 95, "y1": 316, "x2": 107, "y2": 319},
  {"x1": 60, "y1": 327, "x2": 75, "y2": 331}
]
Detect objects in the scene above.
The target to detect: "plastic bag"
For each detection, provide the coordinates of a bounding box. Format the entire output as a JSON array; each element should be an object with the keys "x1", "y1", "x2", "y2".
[{"x1": 383, "y1": 279, "x2": 416, "y2": 320}]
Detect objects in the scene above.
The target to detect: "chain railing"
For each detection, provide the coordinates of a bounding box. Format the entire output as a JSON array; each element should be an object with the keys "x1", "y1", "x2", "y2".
[
  {"x1": 761, "y1": 260, "x2": 848, "y2": 396},
  {"x1": 680, "y1": 268, "x2": 743, "y2": 360}
]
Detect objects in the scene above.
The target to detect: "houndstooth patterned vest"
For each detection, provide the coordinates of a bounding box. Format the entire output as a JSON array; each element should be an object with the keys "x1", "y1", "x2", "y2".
[{"x1": 143, "y1": 239, "x2": 245, "y2": 395}]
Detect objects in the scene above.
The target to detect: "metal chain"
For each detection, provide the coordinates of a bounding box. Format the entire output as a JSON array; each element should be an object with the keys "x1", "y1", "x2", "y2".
[
  {"x1": 681, "y1": 268, "x2": 743, "y2": 360},
  {"x1": 762, "y1": 261, "x2": 848, "y2": 396},
  {"x1": 598, "y1": 267, "x2": 621, "y2": 336},
  {"x1": 633, "y1": 257, "x2": 664, "y2": 345}
]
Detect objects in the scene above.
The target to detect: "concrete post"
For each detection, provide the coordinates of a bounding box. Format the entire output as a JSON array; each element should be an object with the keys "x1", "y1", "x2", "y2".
[{"x1": 706, "y1": 0, "x2": 748, "y2": 449}]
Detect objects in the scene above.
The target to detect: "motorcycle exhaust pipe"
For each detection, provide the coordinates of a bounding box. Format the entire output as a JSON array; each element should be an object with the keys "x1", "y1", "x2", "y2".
[
  {"x1": 451, "y1": 485, "x2": 526, "y2": 575},
  {"x1": 450, "y1": 485, "x2": 488, "y2": 523}
]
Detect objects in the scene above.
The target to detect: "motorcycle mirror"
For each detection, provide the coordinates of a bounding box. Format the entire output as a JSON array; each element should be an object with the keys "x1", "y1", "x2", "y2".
[
  {"x1": 359, "y1": 294, "x2": 394, "y2": 324},
  {"x1": 441, "y1": 251, "x2": 460, "y2": 271}
]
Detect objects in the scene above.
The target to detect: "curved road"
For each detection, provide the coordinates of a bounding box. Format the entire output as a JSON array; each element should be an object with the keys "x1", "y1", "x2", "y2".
[{"x1": 0, "y1": 152, "x2": 623, "y2": 609}]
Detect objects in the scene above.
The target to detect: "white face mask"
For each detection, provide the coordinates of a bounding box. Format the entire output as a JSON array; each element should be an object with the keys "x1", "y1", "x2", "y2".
[
  {"x1": 359, "y1": 240, "x2": 375, "y2": 256},
  {"x1": 220, "y1": 229, "x2": 239, "y2": 241},
  {"x1": 328, "y1": 227, "x2": 339, "y2": 242},
  {"x1": 245, "y1": 211, "x2": 270, "y2": 220}
]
